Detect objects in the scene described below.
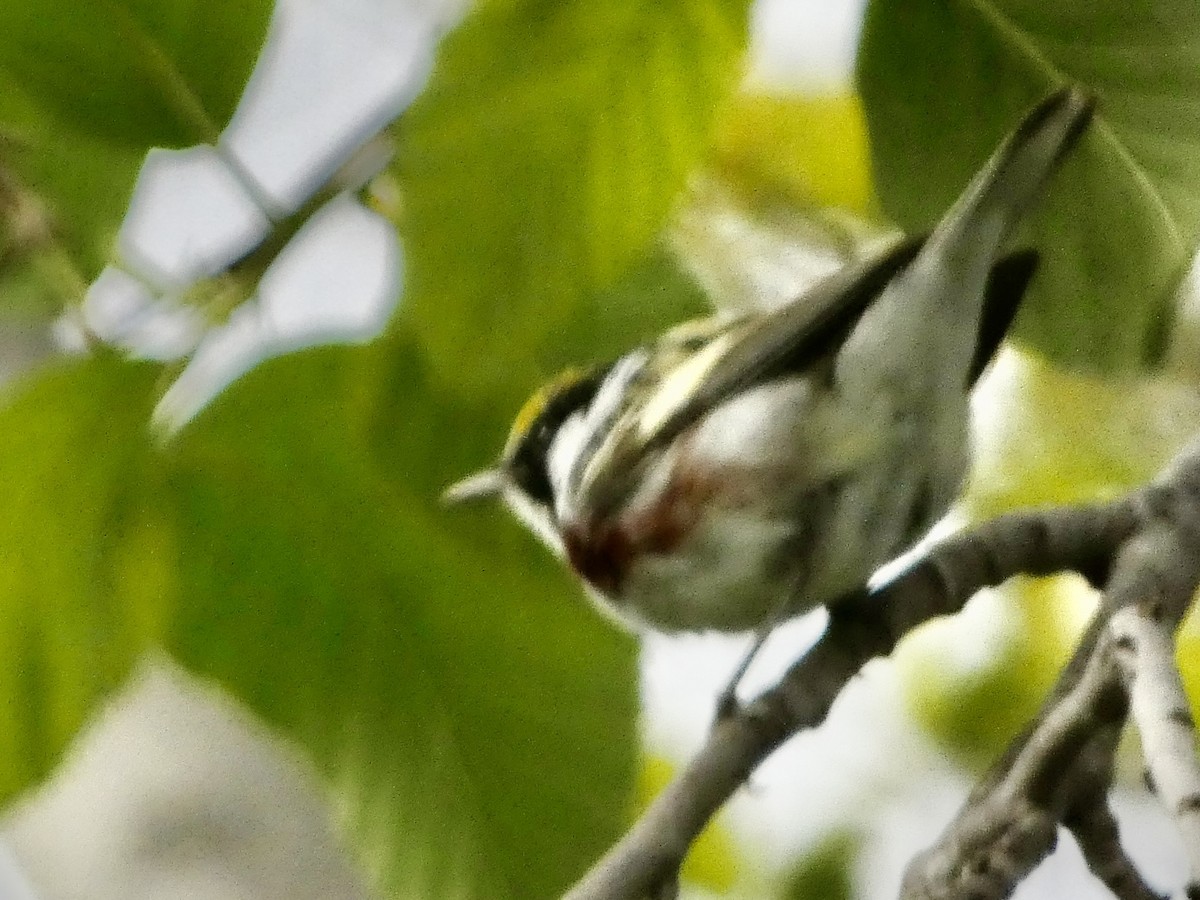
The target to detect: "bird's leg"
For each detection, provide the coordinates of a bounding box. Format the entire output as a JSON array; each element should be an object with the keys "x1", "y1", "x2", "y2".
[
  {"x1": 712, "y1": 565, "x2": 820, "y2": 723},
  {"x1": 712, "y1": 627, "x2": 772, "y2": 722},
  {"x1": 712, "y1": 581, "x2": 870, "y2": 724}
]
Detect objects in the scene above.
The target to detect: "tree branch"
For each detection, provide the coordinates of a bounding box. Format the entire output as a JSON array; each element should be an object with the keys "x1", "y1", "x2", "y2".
[
  {"x1": 1113, "y1": 604, "x2": 1200, "y2": 895},
  {"x1": 1065, "y1": 795, "x2": 1163, "y2": 900},
  {"x1": 562, "y1": 439, "x2": 1200, "y2": 900},
  {"x1": 901, "y1": 441, "x2": 1200, "y2": 898}
]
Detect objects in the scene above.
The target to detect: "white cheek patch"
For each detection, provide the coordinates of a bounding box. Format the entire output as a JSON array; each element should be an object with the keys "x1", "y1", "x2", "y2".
[
  {"x1": 552, "y1": 351, "x2": 649, "y2": 521},
  {"x1": 547, "y1": 411, "x2": 588, "y2": 522}
]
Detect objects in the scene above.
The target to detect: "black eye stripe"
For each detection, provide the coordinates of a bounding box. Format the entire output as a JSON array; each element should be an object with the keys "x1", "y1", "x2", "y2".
[{"x1": 507, "y1": 364, "x2": 613, "y2": 508}]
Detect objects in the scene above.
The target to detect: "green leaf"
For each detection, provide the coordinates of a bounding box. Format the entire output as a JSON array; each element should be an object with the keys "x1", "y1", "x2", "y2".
[
  {"x1": 899, "y1": 576, "x2": 1080, "y2": 765},
  {"x1": 0, "y1": 0, "x2": 273, "y2": 148},
  {"x1": 963, "y1": 351, "x2": 1200, "y2": 520},
  {"x1": 168, "y1": 346, "x2": 638, "y2": 899},
  {"x1": 0, "y1": 0, "x2": 273, "y2": 286},
  {"x1": 668, "y1": 170, "x2": 886, "y2": 318},
  {"x1": 857, "y1": 0, "x2": 1200, "y2": 373},
  {"x1": 780, "y1": 832, "x2": 857, "y2": 900},
  {"x1": 0, "y1": 84, "x2": 145, "y2": 281},
  {"x1": 396, "y1": 0, "x2": 751, "y2": 400},
  {"x1": 552, "y1": 247, "x2": 713, "y2": 368},
  {"x1": 0, "y1": 341, "x2": 636, "y2": 899},
  {"x1": 0, "y1": 355, "x2": 161, "y2": 799},
  {"x1": 712, "y1": 92, "x2": 877, "y2": 218},
  {"x1": 1176, "y1": 630, "x2": 1200, "y2": 719}
]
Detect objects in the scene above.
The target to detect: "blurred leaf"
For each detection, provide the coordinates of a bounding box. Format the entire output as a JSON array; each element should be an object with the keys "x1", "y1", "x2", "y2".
[
  {"x1": 638, "y1": 755, "x2": 739, "y2": 893},
  {"x1": 396, "y1": 0, "x2": 751, "y2": 399},
  {"x1": 0, "y1": 262, "x2": 71, "y2": 318},
  {"x1": 713, "y1": 92, "x2": 877, "y2": 218},
  {"x1": 900, "y1": 576, "x2": 1086, "y2": 764},
  {"x1": 0, "y1": 355, "x2": 161, "y2": 798},
  {"x1": 552, "y1": 248, "x2": 713, "y2": 368},
  {"x1": 1176, "y1": 624, "x2": 1200, "y2": 715},
  {"x1": 964, "y1": 351, "x2": 1200, "y2": 520},
  {"x1": 0, "y1": 0, "x2": 273, "y2": 287},
  {"x1": 0, "y1": 85, "x2": 145, "y2": 283},
  {"x1": 780, "y1": 832, "x2": 857, "y2": 900},
  {"x1": 0, "y1": 341, "x2": 637, "y2": 899},
  {"x1": 168, "y1": 346, "x2": 638, "y2": 899},
  {"x1": 858, "y1": 0, "x2": 1200, "y2": 373},
  {"x1": 669, "y1": 170, "x2": 887, "y2": 317},
  {"x1": 0, "y1": 0, "x2": 272, "y2": 148}
]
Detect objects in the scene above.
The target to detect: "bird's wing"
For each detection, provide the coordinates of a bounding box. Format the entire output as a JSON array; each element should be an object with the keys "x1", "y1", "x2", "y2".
[{"x1": 635, "y1": 235, "x2": 924, "y2": 451}]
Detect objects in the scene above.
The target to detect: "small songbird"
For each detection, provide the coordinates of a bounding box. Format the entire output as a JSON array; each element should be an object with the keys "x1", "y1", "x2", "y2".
[{"x1": 446, "y1": 88, "x2": 1093, "y2": 648}]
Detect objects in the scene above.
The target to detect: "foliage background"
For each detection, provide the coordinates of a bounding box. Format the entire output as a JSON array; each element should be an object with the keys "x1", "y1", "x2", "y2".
[{"x1": 0, "y1": 0, "x2": 1199, "y2": 898}]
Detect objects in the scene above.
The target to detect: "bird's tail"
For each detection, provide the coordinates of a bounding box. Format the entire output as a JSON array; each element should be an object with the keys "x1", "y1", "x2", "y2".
[{"x1": 929, "y1": 86, "x2": 1094, "y2": 263}]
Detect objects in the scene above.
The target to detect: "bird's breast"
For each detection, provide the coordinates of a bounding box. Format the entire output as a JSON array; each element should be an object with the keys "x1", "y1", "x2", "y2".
[
  {"x1": 562, "y1": 522, "x2": 633, "y2": 596},
  {"x1": 560, "y1": 449, "x2": 805, "y2": 632},
  {"x1": 562, "y1": 463, "x2": 715, "y2": 596}
]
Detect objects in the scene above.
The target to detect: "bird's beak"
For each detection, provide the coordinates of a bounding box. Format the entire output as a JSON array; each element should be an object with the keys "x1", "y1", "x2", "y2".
[{"x1": 441, "y1": 468, "x2": 505, "y2": 505}]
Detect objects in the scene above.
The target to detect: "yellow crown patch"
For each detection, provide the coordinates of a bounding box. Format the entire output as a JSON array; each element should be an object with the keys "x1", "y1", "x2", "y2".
[{"x1": 504, "y1": 367, "x2": 590, "y2": 454}]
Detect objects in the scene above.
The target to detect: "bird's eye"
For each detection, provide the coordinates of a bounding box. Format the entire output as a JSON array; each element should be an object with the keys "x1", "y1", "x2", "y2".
[
  {"x1": 508, "y1": 451, "x2": 554, "y2": 507},
  {"x1": 503, "y1": 361, "x2": 615, "y2": 511}
]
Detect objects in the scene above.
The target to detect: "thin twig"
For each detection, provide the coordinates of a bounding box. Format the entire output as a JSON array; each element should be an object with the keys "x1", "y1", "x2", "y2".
[
  {"x1": 1064, "y1": 796, "x2": 1164, "y2": 900},
  {"x1": 1112, "y1": 605, "x2": 1200, "y2": 894}
]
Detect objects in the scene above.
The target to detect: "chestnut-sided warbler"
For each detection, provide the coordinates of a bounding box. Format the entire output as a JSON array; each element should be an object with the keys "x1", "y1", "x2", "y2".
[{"x1": 447, "y1": 89, "x2": 1092, "y2": 642}]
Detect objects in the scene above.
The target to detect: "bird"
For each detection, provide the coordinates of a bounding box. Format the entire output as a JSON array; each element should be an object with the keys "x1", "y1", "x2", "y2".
[{"x1": 445, "y1": 87, "x2": 1093, "y2": 687}]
